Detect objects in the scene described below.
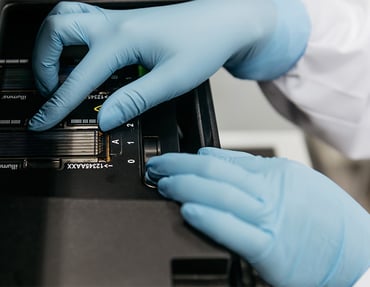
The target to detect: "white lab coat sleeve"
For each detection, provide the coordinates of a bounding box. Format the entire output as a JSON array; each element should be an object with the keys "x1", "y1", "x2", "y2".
[
  {"x1": 263, "y1": 0, "x2": 370, "y2": 160},
  {"x1": 353, "y1": 267, "x2": 370, "y2": 287}
]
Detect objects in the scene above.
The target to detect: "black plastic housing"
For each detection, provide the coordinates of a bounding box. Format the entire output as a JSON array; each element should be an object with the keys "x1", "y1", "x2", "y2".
[{"x1": 0, "y1": 1, "x2": 254, "y2": 286}]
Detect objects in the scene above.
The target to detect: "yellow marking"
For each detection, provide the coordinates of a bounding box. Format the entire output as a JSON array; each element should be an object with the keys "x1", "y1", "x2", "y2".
[
  {"x1": 94, "y1": 105, "x2": 102, "y2": 112},
  {"x1": 105, "y1": 134, "x2": 111, "y2": 163}
]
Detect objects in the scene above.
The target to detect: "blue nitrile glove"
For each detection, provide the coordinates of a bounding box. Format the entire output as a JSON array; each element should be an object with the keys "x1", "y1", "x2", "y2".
[
  {"x1": 29, "y1": 0, "x2": 310, "y2": 132},
  {"x1": 146, "y1": 147, "x2": 370, "y2": 287}
]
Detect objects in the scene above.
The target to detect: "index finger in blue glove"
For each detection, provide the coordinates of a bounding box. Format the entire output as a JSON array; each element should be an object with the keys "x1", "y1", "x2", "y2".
[
  {"x1": 97, "y1": 59, "x2": 207, "y2": 131},
  {"x1": 146, "y1": 152, "x2": 265, "y2": 200},
  {"x1": 29, "y1": 48, "x2": 127, "y2": 131}
]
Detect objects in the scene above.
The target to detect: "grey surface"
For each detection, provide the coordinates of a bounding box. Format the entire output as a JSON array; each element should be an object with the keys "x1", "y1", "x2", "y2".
[
  {"x1": 210, "y1": 68, "x2": 296, "y2": 131},
  {"x1": 0, "y1": 197, "x2": 230, "y2": 286}
]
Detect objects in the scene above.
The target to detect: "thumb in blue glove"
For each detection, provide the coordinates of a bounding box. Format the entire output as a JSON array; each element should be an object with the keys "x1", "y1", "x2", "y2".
[
  {"x1": 146, "y1": 147, "x2": 370, "y2": 287},
  {"x1": 29, "y1": 0, "x2": 310, "y2": 132}
]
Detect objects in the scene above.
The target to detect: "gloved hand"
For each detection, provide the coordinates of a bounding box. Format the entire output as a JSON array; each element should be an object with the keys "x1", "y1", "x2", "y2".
[
  {"x1": 29, "y1": 0, "x2": 310, "y2": 132},
  {"x1": 146, "y1": 147, "x2": 370, "y2": 287}
]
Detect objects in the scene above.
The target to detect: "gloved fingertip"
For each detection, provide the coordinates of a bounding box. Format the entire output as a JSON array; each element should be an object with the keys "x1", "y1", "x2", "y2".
[
  {"x1": 98, "y1": 115, "x2": 118, "y2": 132},
  {"x1": 98, "y1": 106, "x2": 127, "y2": 132},
  {"x1": 145, "y1": 163, "x2": 162, "y2": 179},
  {"x1": 144, "y1": 170, "x2": 158, "y2": 188},
  {"x1": 157, "y1": 177, "x2": 171, "y2": 198},
  {"x1": 27, "y1": 113, "x2": 47, "y2": 132},
  {"x1": 181, "y1": 203, "x2": 203, "y2": 221}
]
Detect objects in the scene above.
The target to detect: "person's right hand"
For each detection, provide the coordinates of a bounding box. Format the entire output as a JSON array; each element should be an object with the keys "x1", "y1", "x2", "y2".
[
  {"x1": 146, "y1": 147, "x2": 370, "y2": 287},
  {"x1": 29, "y1": 0, "x2": 310, "y2": 132}
]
